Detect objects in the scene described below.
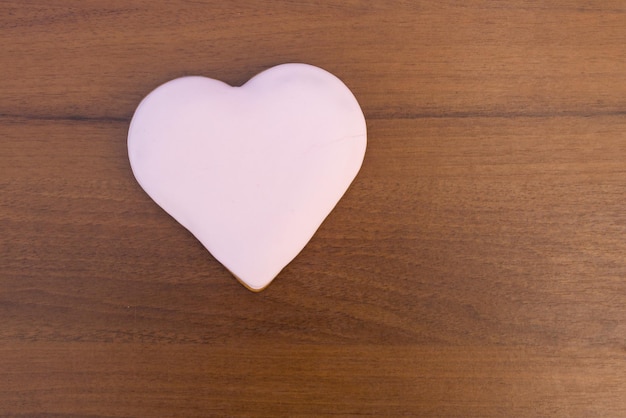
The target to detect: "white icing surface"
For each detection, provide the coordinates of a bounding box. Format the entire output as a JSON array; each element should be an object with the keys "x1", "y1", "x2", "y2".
[{"x1": 128, "y1": 63, "x2": 366, "y2": 291}]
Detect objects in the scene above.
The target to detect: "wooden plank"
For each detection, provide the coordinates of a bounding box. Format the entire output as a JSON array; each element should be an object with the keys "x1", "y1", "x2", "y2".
[{"x1": 1, "y1": 343, "x2": 625, "y2": 417}]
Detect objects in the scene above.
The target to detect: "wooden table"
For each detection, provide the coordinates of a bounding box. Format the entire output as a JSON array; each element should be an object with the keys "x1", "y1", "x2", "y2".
[{"x1": 2, "y1": 1, "x2": 626, "y2": 416}]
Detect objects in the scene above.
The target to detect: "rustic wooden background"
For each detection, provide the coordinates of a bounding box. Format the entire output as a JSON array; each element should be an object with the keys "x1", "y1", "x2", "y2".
[{"x1": 2, "y1": 1, "x2": 626, "y2": 416}]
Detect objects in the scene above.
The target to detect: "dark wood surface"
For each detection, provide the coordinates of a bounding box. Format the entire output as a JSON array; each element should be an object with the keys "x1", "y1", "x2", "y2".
[{"x1": 2, "y1": 1, "x2": 626, "y2": 416}]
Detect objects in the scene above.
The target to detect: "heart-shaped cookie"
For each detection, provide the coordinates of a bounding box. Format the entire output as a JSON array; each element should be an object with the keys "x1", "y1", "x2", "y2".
[{"x1": 128, "y1": 63, "x2": 366, "y2": 291}]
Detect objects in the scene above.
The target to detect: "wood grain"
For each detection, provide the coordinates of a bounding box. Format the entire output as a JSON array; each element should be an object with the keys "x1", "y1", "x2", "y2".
[{"x1": 2, "y1": 1, "x2": 626, "y2": 416}]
